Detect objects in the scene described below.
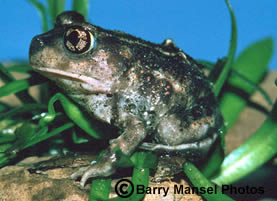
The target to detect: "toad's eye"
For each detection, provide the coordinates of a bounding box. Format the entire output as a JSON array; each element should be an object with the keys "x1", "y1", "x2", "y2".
[{"x1": 64, "y1": 26, "x2": 95, "y2": 54}]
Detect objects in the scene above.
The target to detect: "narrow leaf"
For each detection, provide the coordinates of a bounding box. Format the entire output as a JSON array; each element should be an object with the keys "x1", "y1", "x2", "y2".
[
  {"x1": 28, "y1": 0, "x2": 49, "y2": 32},
  {"x1": 0, "y1": 77, "x2": 40, "y2": 98},
  {"x1": 220, "y1": 38, "x2": 274, "y2": 130},
  {"x1": 213, "y1": 0, "x2": 237, "y2": 96},
  {"x1": 0, "y1": 63, "x2": 15, "y2": 83},
  {"x1": 23, "y1": 123, "x2": 74, "y2": 149},
  {"x1": 0, "y1": 104, "x2": 47, "y2": 121},
  {"x1": 72, "y1": 0, "x2": 89, "y2": 19},
  {"x1": 213, "y1": 100, "x2": 277, "y2": 185},
  {"x1": 184, "y1": 162, "x2": 235, "y2": 201},
  {"x1": 47, "y1": 0, "x2": 65, "y2": 26},
  {"x1": 90, "y1": 179, "x2": 112, "y2": 201},
  {"x1": 47, "y1": 93, "x2": 101, "y2": 139},
  {"x1": 6, "y1": 64, "x2": 33, "y2": 73}
]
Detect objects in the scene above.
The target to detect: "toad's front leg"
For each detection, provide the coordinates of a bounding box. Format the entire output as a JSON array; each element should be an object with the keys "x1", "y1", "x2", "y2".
[{"x1": 71, "y1": 117, "x2": 146, "y2": 187}]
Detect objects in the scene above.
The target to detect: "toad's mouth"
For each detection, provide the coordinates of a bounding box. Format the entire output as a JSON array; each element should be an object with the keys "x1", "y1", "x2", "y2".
[{"x1": 33, "y1": 66, "x2": 111, "y2": 94}]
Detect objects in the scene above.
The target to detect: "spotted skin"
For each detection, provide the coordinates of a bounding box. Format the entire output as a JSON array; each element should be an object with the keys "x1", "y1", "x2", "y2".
[{"x1": 29, "y1": 11, "x2": 223, "y2": 187}]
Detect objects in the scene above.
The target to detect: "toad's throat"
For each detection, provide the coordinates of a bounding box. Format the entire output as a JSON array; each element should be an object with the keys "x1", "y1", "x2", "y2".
[{"x1": 33, "y1": 66, "x2": 111, "y2": 94}]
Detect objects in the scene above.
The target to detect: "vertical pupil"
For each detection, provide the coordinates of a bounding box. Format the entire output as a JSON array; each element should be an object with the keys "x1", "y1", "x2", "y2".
[{"x1": 68, "y1": 31, "x2": 80, "y2": 46}]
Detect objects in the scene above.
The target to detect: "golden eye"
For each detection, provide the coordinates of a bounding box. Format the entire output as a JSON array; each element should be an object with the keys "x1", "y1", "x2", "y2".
[{"x1": 64, "y1": 26, "x2": 95, "y2": 54}]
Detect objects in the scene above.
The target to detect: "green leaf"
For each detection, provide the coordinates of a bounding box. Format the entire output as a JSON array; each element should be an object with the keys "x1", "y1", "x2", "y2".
[
  {"x1": 229, "y1": 38, "x2": 273, "y2": 93},
  {"x1": 0, "y1": 77, "x2": 40, "y2": 98},
  {"x1": 213, "y1": 0, "x2": 237, "y2": 96},
  {"x1": 6, "y1": 64, "x2": 33, "y2": 73},
  {"x1": 128, "y1": 167, "x2": 150, "y2": 201},
  {"x1": 0, "y1": 146, "x2": 12, "y2": 167},
  {"x1": 90, "y1": 179, "x2": 112, "y2": 201},
  {"x1": 200, "y1": 143, "x2": 225, "y2": 178},
  {"x1": 232, "y1": 70, "x2": 273, "y2": 106},
  {"x1": 207, "y1": 58, "x2": 227, "y2": 84},
  {"x1": 114, "y1": 149, "x2": 158, "y2": 169},
  {"x1": 23, "y1": 123, "x2": 74, "y2": 150},
  {"x1": 90, "y1": 152, "x2": 151, "y2": 201},
  {"x1": 0, "y1": 135, "x2": 16, "y2": 144},
  {"x1": 14, "y1": 123, "x2": 36, "y2": 148},
  {"x1": 114, "y1": 146, "x2": 134, "y2": 168},
  {"x1": 28, "y1": 0, "x2": 49, "y2": 32},
  {"x1": 213, "y1": 99, "x2": 277, "y2": 185},
  {"x1": 130, "y1": 152, "x2": 158, "y2": 169},
  {"x1": 184, "y1": 162, "x2": 235, "y2": 201},
  {"x1": 72, "y1": 129, "x2": 89, "y2": 144},
  {"x1": 0, "y1": 63, "x2": 36, "y2": 104},
  {"x1": 0, "y1": 119, "x2": 21, "y2": 137},
  {"x1": 220, "y1": 37, "x2": 274, "y2": 130},
  {"x1": 0, "y1": 104, "x2": 47, "y2": 121},
  {"x1": 0, "y1": 63, "x2": 14, "y2": 83},
  {"x1": 47, "y1": 0, "x2": 65, "y2": 27},
  {"x1": 72, "y1": 0, "x2": 90, "y2": 19},
  {"x1": 4, "y1": 122, "x2": 37, "y2": 155},
  {"x1": 46, "y1": 93, "x2": 101, "y2": 139},
  {"x1": 199, "y1": 60, "x2": 273, "y2": 106}
]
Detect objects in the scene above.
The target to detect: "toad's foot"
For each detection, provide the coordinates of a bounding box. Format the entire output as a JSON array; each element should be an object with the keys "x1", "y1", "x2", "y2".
[
  {"x1": 71, "y1": 118, "x2": 146, "y2": 187},
  {"x1": 71, "y1": 118, "x2": 147, "y2": 187},
  {"x1": 71, "y1": 159, "x2": 115, "y2": 188}
]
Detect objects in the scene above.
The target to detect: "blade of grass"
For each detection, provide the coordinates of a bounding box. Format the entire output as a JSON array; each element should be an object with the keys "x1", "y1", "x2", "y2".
[
  {"x1": 11, "y1": 123, "x2": 37, "y2": 150},
  {"x1": 0, "y1": 77, "x2": 40, "y2": 98},
  {"x1": 108, "y1": 165, "x2": 150, "y2": 201},
  {"x1": 127, "y1": 167, "x2": 150, "y2": 201},
  {"x1": 184, "y1": 162, "x2": 234, "y2": 201},
  {"x1": 0, "y1": 119, "x2": 22, "y2": 135},
  {"x1": 220, "y1": 38, "x2": 274, "y2": 130},
  {"x1": 232, "y1": 69, "x2": 273, "y2": 106},
  {"x1": 184, "y1": 162, "x2": 235, "y2": 201},
  {"x1": 46, "y1": 93, "x2": 101, "y2": 139},
  {"x1": 23, "y1": 122, "x2": 74, "y2": 149},
  {"x1": 200, "y1": 143, "x2": 225, "y2": 178},
  {"x1": 0, "y1": 102, "x2": 10, "y2": 112},
  {"x1": 28, "y1": 0, "x2": 48, "y2": 32},
  {"x1": 72, "y1": 0, "x2": 90, "y2": 19},
  {"x1": 89, "y1": 179, "x2": 112, "y2": 201},
  {"x1": 213, "y1": 0, "x2": 237, "y2": 96},
  {"x1": 0, "y1": 63, "x2": 14, "y2": 82},
  {"x1": 197, "y1": 59, "x2": 215, "y2": 70},
  {"x1": 7, "y1": 64, "x2": 33, "y2": 73},
  {"x1": 130, "y1": 151, "x2": 158, "y2": 169},
  {"x1": 208, "y1": 58, "x2": 227, "y2": 84},
  {"x1": 0, "y1": 104, "x2": 47, "y2": 121},
  {"x1": 212, "y1": 99, "x2": 277, "y2": 185},
  {"x1": 0, "y1": 143, "x2": 13, "y2": 167},
  {"x1": 89, "y1": 152, "x2": 154, "y2": 201},
  {"x1": 0, "y1": 136, "x2": 16, "y2": 144},
  {"x1": 47, "y1": 0, "x2": 65, "y2": 27},
  {"x1": 198, "y1": 59, "x2": 273, "y2": 107},
  {"x1": 0, "y1": 64, "x2": 37, "y2": 103},
  {"x1": 228, "y1": 38, "x2": 273, "y2": 93}
]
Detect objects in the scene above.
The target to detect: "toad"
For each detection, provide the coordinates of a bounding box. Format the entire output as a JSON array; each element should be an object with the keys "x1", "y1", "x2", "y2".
[{"x1": 29, "y1": 11, "x2": 223, "y2": 187}]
